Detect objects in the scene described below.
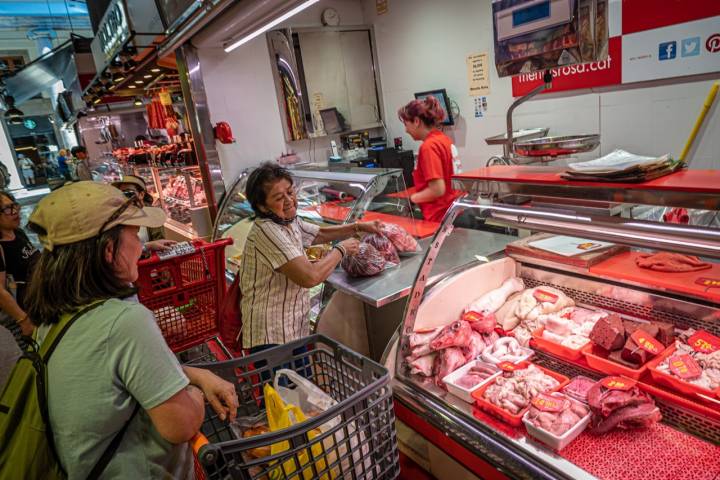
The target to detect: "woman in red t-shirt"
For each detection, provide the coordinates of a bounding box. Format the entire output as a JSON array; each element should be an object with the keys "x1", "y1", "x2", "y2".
[{"x1": 398, "y1": 96, "x2": 461, "y2": 222}]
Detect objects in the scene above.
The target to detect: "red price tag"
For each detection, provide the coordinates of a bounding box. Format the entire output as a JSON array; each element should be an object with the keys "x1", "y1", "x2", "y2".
[
  {"x1": 695, "y1": 277, "x2": 720, "y2": 288},
  {"x1": 498, "y1": 361, "x2": 519, "y2": 372},
  {"x1": 687, "y1": 330, "x2": 720, "y2": 354},
  {"x1": 668, "y1": 354, "x2": 702, "y2": 380},
  {"x1": 630, "y1": 330, "x2": 664, "y2": 355},
  {"x1": 533, "y1": 289, "x2": 558, "y2": 304},
  {"x1": 531, "y1": 393, "x2": 567, "y2": 412},
  {"x1": 462, "y1": 311, "x2": 485, "y2": 323},
  {"x1": 600, "y1": 376, "x2": 636, "y2": 391}
]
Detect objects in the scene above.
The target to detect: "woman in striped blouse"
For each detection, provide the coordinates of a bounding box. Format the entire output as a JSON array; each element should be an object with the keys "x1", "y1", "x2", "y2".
[{"x1": 239, "y1": 162, "x2": 380, "y2": 354}]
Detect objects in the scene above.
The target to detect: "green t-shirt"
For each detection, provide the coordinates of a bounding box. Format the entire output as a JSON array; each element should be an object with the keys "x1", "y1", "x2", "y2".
[{"x1": 37, "y1": 298, "x2": 193, "y2": 479}]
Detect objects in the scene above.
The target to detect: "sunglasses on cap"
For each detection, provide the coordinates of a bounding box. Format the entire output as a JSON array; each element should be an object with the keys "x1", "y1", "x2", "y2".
[
  {"x1": 98, "y1": 195, "x2": 144, "y2": 235},
  {"x1": 121, "y1": 188, "x2": 141, "y2": 199},
  {"x1": 1, "y1": 203, "x2": 20, "y2": 216}
]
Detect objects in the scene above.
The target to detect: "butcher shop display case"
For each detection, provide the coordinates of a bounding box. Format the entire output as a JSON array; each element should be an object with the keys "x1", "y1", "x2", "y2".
[
  {"x1": 387, "y1": 168, "x2": 720, "y2": 480},
  {"x1": 155, "y1": 166, "x2": 209, "y2": 237},
  {"x1": 212, "y1": 165, "x2": 425, "y2": 274}
]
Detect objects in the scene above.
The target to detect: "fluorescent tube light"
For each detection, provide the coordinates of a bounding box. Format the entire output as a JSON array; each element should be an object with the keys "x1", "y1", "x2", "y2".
[{"x1": 224, "y1": 0, "x2": 320, "y2": 52}]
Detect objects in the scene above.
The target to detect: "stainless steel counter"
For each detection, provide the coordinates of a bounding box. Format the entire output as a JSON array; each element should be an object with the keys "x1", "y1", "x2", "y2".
[{"x1": 326, "y1": 228, "x2": 516, "y2": 308}]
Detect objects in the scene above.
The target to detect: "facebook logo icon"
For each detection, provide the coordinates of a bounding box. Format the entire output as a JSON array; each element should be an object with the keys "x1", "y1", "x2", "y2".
[{"x1": 659, "y1": 41, "x2": 677, "y2": 60}]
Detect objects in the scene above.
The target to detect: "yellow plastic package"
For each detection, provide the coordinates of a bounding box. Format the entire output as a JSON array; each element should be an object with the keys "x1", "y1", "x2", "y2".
[{"x1": 264, "y1": 384, "x2": 335, "y2": 480}]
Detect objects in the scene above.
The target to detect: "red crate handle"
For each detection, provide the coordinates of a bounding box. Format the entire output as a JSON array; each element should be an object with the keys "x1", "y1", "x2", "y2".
[{"x1": 138, "y1": 238, "x2": 233, "y2": 267}]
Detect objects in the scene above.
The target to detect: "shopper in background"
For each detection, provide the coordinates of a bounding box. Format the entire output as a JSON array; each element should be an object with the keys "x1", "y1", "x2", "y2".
[
  {"x1": 111, "y1": 174, "x2": 176, "y2": 252},
  {"x1": 23, "y1": 182, "x2": 238, "y2": 479},
  {"x1": 0, "y1": 191, "x2": 38, "y2": 339},
  {"x1": 239, "y1": 162, "x2": 379, "y2": 353},
  {"x1": 70, "y1": 145, "x2": 92, "y2": 181},
  {"x1": 398, "y1": 96, "x2": 461, "y2": 222},
  {"x1": 57, "y1": 148, "x2": 70, "y2": 180},
  {"x1": 17, "y1": 154, "x2": 35, "y2": 186}
]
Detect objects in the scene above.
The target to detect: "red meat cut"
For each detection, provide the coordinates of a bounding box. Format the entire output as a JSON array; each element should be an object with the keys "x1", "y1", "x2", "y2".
[
  {"x1": 635, "y1": 252, "x2": 711, "y2": 272},
  {"x1": 363, "y1": 233, "x2": 400, "y2": 264},
  {"x1": 587, "y1": 380, "x2": 661, "y2": 433}
]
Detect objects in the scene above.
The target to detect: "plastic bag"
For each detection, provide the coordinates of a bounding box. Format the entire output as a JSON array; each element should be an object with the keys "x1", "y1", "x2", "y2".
[
  {"x1": 341, "y1": 243, "x2": 387, "y2": 277},
  {"x1": 380, "y1": 222, "x2": 420, "y2": 253},
  {"x1": 362, "y1": 233, "x2": 400, "y2": 264},
  {"x1": 264, "y1": 384, "x2": 331, "y2": 480},
  {"x1": 273, "y1": 369, "x2": 338, "y2": 429}
]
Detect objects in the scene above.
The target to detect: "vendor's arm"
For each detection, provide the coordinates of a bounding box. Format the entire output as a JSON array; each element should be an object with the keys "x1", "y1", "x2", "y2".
[
  {"x1": 313, "y1": 220, "x2": 381, "y2": 244},
  {"x1": 278, "y1": 237, "x2": 360, "y2": 288},
  {"x1": 0, "y1": 271, "x2": 32, "y2": 335},
  {"x1": 410, "y1": 179, "x2": 445, "y2": 204}
]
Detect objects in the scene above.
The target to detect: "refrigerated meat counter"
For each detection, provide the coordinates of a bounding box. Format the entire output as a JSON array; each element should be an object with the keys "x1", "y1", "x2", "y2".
[{"x1": 385, "y1": 167, "x2": 720, "y2": 480}]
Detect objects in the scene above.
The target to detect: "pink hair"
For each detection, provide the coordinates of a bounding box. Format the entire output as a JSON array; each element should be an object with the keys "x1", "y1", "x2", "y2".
[{"x1": 398, "y1": 95, "x2": 446, "y2": 127}]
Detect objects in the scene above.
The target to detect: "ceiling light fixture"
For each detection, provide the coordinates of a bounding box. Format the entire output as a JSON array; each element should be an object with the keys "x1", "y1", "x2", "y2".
[
  {"x1": 93, "y1": 97, "x2": 102, "y2": 105},
  {"x1": 151, "y1": 68, "x2": 161, "y2": 73},
  {"x1": 133, "y1": 97, "x2": 143, "y2": 106},
  {"x1": 224, "y1": 0, "x2": 320, "y2": 52},
  {"x1": 129, "y1": 85, "x2": 137, "y2": 89},
  {"x1": 143, "y1": 75, "x2": 152, "y2": 79},
  {"x1": 113, "y1": 73, "x2": 126, "y2": 83},
  {"x1": 135, "y1": 80, "x2": 143, "y2": 84}
]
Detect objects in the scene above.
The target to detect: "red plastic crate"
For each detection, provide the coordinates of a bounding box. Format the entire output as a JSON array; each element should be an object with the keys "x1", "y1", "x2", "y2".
[
  {"x1": 472, "y1": 364, "x2": 569, "y2": 426},
  {"x1": 531, "y1": 327, "x2": 587, "y2": 361},
  {"x1": 136, "y1": 238, "x2": 234, "y2": 352},
  {"x1": 646, "y1": 345, "x2": 720, "y2": 401}
]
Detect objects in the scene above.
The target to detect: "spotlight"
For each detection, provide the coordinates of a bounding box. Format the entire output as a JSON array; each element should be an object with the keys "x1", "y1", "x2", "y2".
[{"x1": 133, "y1": 97, "x2": 143, "y2": 106}]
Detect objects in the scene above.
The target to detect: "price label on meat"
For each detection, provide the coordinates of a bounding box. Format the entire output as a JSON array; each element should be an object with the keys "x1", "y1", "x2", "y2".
[
  {"x1": 600, "y1": 376, "x2": 636, "y2": 391},
  {"x1": 630, "y1": 330, "x2": 664, "y2": 355},
  {"x1": 498, "y1": 361, "x2": 520, "y2": 372},
  {"x1": 531, "y1": 393, "x2": 566, "y2": 412},
  {"x1": 668, "y1": 354, "x2": 702, "y2": 380},
  {"x1": 687, "y1": 330, "x2": 720, "y2": 354},
  {"x1": 533, "y1": 289, "x2": 558, "y2": 304},
  {"x1": 462, "y1": 311, "x2": 485, "y2": 323},
  {"x1": 694, "y1": 277, "x2": 720, "y2": 288}
]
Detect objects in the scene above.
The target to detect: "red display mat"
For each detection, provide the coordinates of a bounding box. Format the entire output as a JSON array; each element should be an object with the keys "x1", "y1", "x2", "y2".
[
  {"x1": 589, "y1": 251, "x2": 720, "y2": 303},
  {"x1": 302, "y1": 204, "x2": 440, "y2": 238},
  {"x1": 453, "y1": 166, "x2": 720, "y2": 194},
  {"x1": 560, "y1": 423, "x2": 720, "y2": 480}
]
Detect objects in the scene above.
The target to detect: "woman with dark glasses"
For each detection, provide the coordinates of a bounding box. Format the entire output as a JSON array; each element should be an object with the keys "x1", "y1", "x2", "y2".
[
  {"x1": 0, "y1": 191, "x2": 38, "y2": 339},
  {"x1": 112, "y1": 175, "x2": 176, "y2": 253},
  {"x1": 0, "y1": 191, "x2": 38, "y2": 388}
]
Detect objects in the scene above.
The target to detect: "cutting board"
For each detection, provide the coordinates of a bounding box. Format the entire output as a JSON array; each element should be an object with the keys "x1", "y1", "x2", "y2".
[
  {"x1": 505, "y1": 233, "x2": 628, "y2": 268},
  {"x1": 590, "y1": 251, "x2": 720, "y2": 302}
]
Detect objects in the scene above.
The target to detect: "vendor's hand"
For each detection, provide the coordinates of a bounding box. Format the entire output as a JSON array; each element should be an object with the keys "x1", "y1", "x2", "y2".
[
  {"x1": 340, "y1": 237, "x2": 360, "y2": 257},
  {"x1": 356, "y1": 220, "x2": 382, "y2": 235},
  {"x1": 145, "y1": 239, "x2": 177, "y2": 252},
  {"x1": 190, "y1": 368, "x2": 239, "y2": 422}
]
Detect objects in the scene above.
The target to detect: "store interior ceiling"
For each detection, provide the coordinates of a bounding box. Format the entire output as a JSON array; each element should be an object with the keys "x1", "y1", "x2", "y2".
[{"x1": 0, "y1": 1, "x2": 90, "y2": 32}]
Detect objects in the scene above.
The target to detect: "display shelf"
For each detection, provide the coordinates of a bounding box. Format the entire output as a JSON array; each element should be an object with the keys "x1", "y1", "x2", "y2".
[{"x1": 453, "y1": 166, "x2": 720, "y2": 210}]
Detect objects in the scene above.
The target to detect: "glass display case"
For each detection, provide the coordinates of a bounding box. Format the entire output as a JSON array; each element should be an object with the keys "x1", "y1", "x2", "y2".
[
  {"x1": 212, "y1": 165, "x2": 425, "y2": 275},
  {"x1": 387, "y1": 168, "x2": 720, "y2": 480}
]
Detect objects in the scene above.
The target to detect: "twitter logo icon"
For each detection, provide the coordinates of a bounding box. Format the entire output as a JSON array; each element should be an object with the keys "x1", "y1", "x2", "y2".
[{"x1": 682, "y1": 37, "x2": 701, "y2": 57}]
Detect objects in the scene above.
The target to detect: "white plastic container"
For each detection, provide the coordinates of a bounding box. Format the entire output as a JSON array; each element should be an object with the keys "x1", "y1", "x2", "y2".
[
  {"x1": 522, "y1": 393, "x2": 592, "y2": 451},
  {"x1": 442, "y1": 360, "x2": 501, "y2": 403},
  {"x1": 479, "y1": 342, "x2": 535, "y2": 365}
]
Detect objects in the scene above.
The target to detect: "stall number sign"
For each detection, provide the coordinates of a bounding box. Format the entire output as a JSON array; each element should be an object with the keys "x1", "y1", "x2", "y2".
[
  {"x1": 531, "y1": 393, "x2": 567, "y2": 412},
  {"x1": 668, "y1": 354, "x2": 702, "y2": 380},
  {"x1": 630, "y1": 330, "x2": 664, "y2": 355},
  {"x1": 687, "y1": 330, "x2": 720, "y2": 353},
  {"x1": 96, "y1": 0, "x2": 129, "y2": 61},
  {"x1": 600, "y1": 376, "x2": 636, "y2": 391}
]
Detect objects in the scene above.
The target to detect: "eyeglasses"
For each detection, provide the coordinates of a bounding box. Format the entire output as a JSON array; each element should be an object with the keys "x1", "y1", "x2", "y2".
[
  {"x1": 0, "y1": 203, "x2": 19, "y2": 216},
  {"x1": 121, "y1": 189, "x2": 141, "y2": 199},
  {"x1": 98, "y1": 196, "x2": 143, "y2": 234}
]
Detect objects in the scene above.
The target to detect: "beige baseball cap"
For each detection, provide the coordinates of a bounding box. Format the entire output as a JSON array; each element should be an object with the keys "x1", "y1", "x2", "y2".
[
  {"x1": 112, "y1": 174, "x2": 153, "y2": 204},
  {"x1": 29, "y1": 181, "x2": 166, "y2": 251}
]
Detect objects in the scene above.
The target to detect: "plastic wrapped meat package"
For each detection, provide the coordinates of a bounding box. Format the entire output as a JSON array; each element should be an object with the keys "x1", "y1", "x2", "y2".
[
  {"x1": 341, "y1": 243, "x2": 387, "y2": 277},
  {"x1": 380, "y1": 222, "x2": 420, "y2": 254},
  {"x1": 362, "y1": 233, "x2": 400, "y2": 264}
]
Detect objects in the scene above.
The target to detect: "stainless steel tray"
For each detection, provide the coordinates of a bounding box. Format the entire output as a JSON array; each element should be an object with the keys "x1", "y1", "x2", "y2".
[
  {"x1": 513, "y1": 134, "x2": 600, "y2": 157},
  {"x1": 485, "y1": 128, "x2": 549, "y2": 145}
]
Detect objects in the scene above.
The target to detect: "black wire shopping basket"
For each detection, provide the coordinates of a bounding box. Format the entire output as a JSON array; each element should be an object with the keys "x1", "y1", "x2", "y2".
[{"x1": 190, "y1": 334, "x2": 400, "y2": 480}]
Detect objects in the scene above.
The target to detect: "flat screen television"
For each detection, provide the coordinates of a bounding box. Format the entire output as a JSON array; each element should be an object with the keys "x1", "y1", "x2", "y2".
[{"x1": 413, "y1": 88, "x2": 454, "y2": 126}]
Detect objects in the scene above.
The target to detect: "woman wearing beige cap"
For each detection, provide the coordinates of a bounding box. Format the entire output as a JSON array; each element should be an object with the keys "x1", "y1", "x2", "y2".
[{"x1": 22, "y1": 181, "x2": 239, "y2": 479}]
